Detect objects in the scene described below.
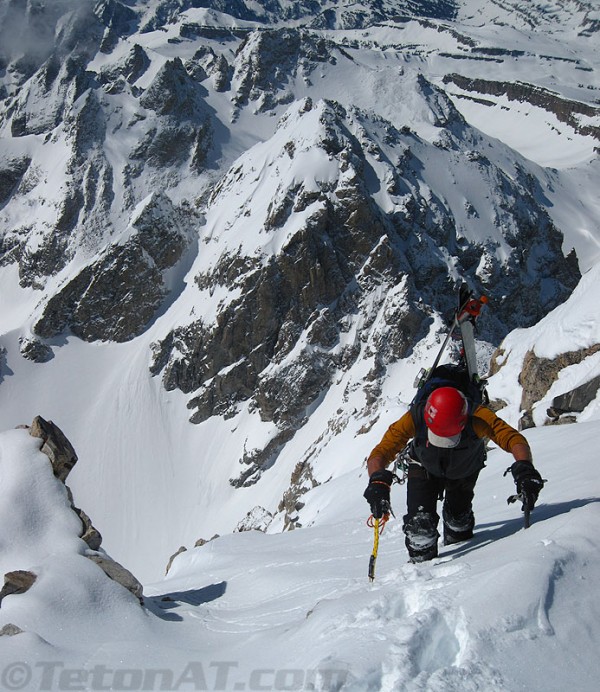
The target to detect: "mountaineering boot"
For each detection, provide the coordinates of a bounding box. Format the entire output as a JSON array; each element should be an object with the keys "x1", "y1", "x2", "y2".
[
  {"x1": 442, "y1": 507, "x2": 475, "y2": 546},
  {"x1": 403, "y1": 511, "x2": 439, "y2": 563},
  {"x1": 408, "y1": 542, "x2": 439, "y2": 563}
]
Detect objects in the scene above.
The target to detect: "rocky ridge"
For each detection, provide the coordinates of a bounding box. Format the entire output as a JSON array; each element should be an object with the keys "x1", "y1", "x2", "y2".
[{"x1": 148, "y1": 94, "x2": 578, "y2": 488}]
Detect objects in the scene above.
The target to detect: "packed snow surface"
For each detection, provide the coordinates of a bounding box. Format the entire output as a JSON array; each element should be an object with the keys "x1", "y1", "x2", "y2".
[{"x1": 0, "y1": 420, "x2": 599, "y2": 691}]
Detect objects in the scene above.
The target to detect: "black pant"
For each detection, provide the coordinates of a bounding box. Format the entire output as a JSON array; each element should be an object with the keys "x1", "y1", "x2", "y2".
[
  {"x1": 403, "y1": 463, "x2": 479, "y2": 559},
  {"x1": 406, "y1": 463, "x2": 479, "y2": 518}
]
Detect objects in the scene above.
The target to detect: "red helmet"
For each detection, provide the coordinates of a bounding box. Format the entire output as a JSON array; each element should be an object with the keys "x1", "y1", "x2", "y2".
[{"x1": 424, "y1": 387, "x2": 468, "y2": 437}]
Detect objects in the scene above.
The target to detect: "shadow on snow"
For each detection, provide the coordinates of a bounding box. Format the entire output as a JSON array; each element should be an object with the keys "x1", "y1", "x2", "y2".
[{"x1": 144, "y1": 581, "x2": 228, "y2": 621}]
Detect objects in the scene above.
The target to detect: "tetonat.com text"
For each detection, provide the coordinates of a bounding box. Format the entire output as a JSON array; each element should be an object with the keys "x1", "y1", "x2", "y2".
[{"x1": 1, "y1": 660, "x2": 349, "y2": 691}]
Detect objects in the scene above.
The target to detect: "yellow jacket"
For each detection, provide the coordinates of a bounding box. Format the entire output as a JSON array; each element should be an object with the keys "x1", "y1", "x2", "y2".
[{"x1": 370, "y1": 405, "x2": 529, "y2": 466}]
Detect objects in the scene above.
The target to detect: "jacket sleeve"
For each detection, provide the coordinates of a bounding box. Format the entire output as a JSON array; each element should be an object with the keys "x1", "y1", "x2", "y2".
[
  {"x1": 368, "y1": 411, "x2": 416, "y2": 466},
  {"x1": 471, "y1": 405, "x2": 530, "y2": 454}
]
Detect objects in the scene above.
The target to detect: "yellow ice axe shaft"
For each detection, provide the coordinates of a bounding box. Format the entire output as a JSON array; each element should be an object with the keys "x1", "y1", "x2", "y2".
[{"x1": 368, "y1": 517, "x2": 380, "y2": 581}]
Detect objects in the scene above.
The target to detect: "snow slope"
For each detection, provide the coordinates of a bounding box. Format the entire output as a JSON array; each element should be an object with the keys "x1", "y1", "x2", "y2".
[{"x1": 0, "y1": 419, "x2": 599, "y2": 691}]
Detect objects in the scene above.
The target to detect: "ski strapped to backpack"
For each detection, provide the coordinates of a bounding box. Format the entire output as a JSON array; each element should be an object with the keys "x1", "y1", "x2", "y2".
[{"x1": 413, "y1": 283, "x2": 489, "y2": 406}]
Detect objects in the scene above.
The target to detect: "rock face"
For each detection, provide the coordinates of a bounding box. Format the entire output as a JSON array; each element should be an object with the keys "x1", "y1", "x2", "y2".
[
  {"x1": 19, "y1": 337, "x2": 54, "y2": 363},
  {"x1": 32, "y1": 193, "x2": 193, "y2": 342},
  {"x1": 165, "y1": 546, "x2": 188, "y2": 575},
  {"x1": 0, "y1": 623, "x2": 24, "y2": 636},
  {"x1": 26, "y1": 416, "x2": 143, "y2": 601},
  {"x1": 231, "y1": 28, "x2": 337, "y2": 114},
  {"x1": 235, "y1": 506, "x2": 274, "y2": 532},
  {"x1": 515, "y1": 345, "x2": 600, "y2": 428},
  {"x1": 87, "y1": 555, "x2": 143, "y2": 602},
  {"x1": 0, "y1": 155, "x2": 31, "y2": 208},
  {"x1": 150, "y1": 97, "x2": 579, "y2": 484},
  {"x1": 443, "y1": 75, "x2": 600, "y2": 142},
  {"x1": 548, "y1": 375, "x2": 600, "y2": 421},
  {"x1": 278, "y1": 461, "x2": 318, "y2": 530},
  {"x1": 29, "y1": 416, "x2": 78, "y2": 482}
]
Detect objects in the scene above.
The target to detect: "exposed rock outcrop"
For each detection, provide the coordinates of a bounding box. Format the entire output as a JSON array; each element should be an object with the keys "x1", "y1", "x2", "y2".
[
  {"x1": 32, "y1": 193, "x2": 192, "y2": 342},
  {"x1": 29, "y1": 415, "x2": 78, "y2": 482},
  {"x1": 0, "y1": 571, "x2": 37, "y2": 607},
  {"x1": 443, "y1": 74, "x2": 600, "y2": 141},
  {"x1": 165, "y1": 546, "x2": 187, "y2": 575},
  {"x1": 231, "y1": 28, "x2": 338, "y2": 113},
  {"x1": 0, "y1": 346, "x2": 7, "y2": 384},
  {"x1": 279, "y1": 461, "x2": 318, "y2": 530},
  {"x1": 24, "y1": 416, "x2": 143, "y2": 602},
  {"x1": 511, "y1": 345, "x2": 600, "y2": 428},
  {"x1": 547, "y1": 375, "x2": 600, "y2": 422},
  {"x1": 87, "y1": 555, "x2": 143, "y2": 602},
  {"x1": 98, "y1": 44, "x2": 150, "y2": 92},
  {"x1": 0, "y1": 623, "x2": 24, "y2": 636},
  {"x1": 19, "y1": 337, "x2": 53, "y2": 363},
  {"x1": 0, "y1": 155, "x2": 31, "y2": 209},
  {"x1": 235, "y1": 506, "x2": 274, "y2": 532}
]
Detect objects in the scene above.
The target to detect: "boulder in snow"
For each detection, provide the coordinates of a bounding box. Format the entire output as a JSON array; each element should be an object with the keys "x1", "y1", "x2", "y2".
[
  {"x1": 87, "y1": 554, "x2": 144, "y2": 603},
  {"x1": 29, "y1": 415, "x2": 78, "y2": 482},
  {"x1": 0, "y1": 570, "x2": 37, "y2": 607}
]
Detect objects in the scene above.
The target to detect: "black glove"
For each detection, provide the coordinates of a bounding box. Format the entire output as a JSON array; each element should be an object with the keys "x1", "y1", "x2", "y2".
[
  {"x1": 364, "y1": 470, "x2": 394, "y2": 518},
  {"x1": 510, "y1": 461, "x2": 545, "y2": 509}
]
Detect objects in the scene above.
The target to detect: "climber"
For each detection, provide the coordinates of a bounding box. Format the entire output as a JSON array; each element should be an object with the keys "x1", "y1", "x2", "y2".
[{"x1": 363, "y1": 383, "x2": 544, "y2": 562}]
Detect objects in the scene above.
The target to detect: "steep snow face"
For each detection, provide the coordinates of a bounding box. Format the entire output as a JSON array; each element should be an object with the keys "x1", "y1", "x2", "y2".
[{"x1": 1, "y1": 414, "x2": 600, "y2": 692}]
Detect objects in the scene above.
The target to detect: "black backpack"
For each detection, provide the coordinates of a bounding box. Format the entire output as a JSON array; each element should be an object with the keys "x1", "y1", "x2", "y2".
[{"x1": 410, "y1": 363, "x2": 487, "y2": 413}]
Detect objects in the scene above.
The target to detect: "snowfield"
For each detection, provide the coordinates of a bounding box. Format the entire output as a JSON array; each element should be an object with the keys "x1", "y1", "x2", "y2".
[{"x1": 0, "y1": 419, "x2": 599, "y2": 691}]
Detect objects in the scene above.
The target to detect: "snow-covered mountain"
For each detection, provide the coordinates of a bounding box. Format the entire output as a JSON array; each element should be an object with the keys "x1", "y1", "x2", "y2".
[{"x1": 1, "y1": 3, "x2": 600, "y2": 677}]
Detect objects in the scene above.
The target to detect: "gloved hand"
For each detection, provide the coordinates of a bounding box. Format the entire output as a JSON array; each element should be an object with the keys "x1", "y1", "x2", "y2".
[
  {"x1": 510, "y1": 461, "x2": 545, "y2": 509},
  {"x1": 363, "y1": 470, "x2": 394, "y2": 518}
]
